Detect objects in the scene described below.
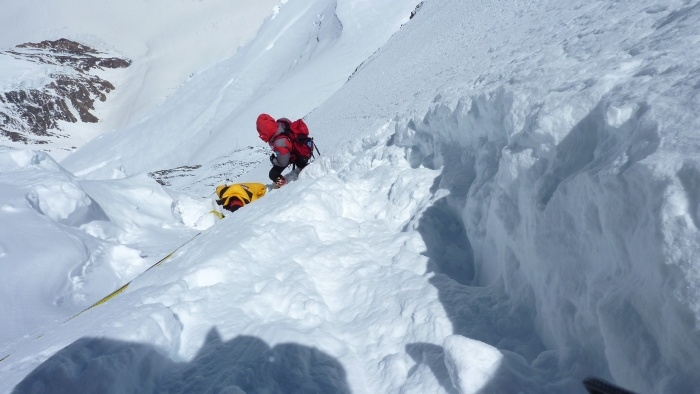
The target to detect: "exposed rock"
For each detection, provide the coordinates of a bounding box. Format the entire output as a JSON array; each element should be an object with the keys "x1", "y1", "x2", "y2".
[
  {"x1": 0, "y1": 38, "x2": 131, "y2": 147},
  {"x1": 12, "y1": 38, "x2": 131, "y2": 72},
  {"x1": 148, "y1": 147, "x2": 271, "y2": 197},
  {"x1": 410, "y1": 2, "x2": 424, "y2": 19}
]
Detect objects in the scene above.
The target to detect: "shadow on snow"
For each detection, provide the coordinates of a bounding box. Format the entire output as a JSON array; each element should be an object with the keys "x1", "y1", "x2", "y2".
[
  {"x1": 13, "y1": 327, "x2": 350, "y2": 394},
  {"x1": 399, "y1": 91, "x2": 661, "y2": 393}
]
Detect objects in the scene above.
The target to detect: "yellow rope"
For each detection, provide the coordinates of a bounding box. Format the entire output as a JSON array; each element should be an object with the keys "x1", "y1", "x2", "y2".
[{"x1": 1, "y1": 209, "x2": 225, "y2": 363}]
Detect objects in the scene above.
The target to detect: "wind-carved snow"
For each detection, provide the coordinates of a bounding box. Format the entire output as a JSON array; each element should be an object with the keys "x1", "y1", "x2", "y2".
[
  {"x1": 443, "y1": 336, "x2": 502, "y2": 394},
  {"x1": 293, "y1": 2, "x2": 343, "y2": 67},
  {"x1": 0, "y1": 148, "x2": 203, "y2": 353},
  {"x1": 389, "y1": 78, "x2": 700, "y2": 391},
  {"x1": 271, "y1": 0, "x2": 290, "y2": 21}
]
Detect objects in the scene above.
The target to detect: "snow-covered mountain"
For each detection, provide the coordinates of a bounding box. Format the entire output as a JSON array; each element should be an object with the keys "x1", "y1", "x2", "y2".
[
  {"x1": 2, "y1": 0, "x2": 700, "y2": 393},
  {"x1": 0, "y1": 39, "x2": 130, "y2": 156},
  {"x1": 0, "y1": 0, "x2": 279, "y2": 161}
]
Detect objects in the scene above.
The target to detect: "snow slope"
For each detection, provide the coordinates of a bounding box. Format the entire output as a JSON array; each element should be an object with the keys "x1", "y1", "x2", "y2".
[
  {"x1": 307, "y1": 0, "x2": 700, "y2": 391},
  {"x1": 2, "y1": 0, "x2": 700, "y2": 393},
  {"x1": 59, "y1": 0, "x2": 421, "y2": 178},
  {"x1": 0, "y1": 0, "x2": 277, "y2": 135}
]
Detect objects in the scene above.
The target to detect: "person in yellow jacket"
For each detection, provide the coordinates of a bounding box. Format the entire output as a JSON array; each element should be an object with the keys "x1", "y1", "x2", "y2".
[{"x1": 215, "y1": 182, "x2": 268, "y2": 212}]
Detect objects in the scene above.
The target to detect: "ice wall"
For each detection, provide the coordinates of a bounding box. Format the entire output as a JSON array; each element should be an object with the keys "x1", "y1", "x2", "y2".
[{"x1": 391, "y1": 83, "x2": 700, "y2": 392}]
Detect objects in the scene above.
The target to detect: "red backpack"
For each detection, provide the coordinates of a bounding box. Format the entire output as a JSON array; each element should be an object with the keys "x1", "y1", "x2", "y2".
[{"x1": 277, "y1": 118, "x2": 316, "y2": 161}]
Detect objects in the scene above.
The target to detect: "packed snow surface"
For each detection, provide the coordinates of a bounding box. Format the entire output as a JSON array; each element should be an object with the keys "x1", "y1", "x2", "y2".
[{"x1": 2, "y1": 0, "x2": 700, "y2": 393}]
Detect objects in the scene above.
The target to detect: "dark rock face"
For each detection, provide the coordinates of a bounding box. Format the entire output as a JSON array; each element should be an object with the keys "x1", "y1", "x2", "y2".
[
  {"x1": 0, "y1": 39, "x2": 131, "y2": 144},
  {"x1": 148, "y1": 146, "x2": 271, "y2": 198},
  {"x1": 13, "y1": 39, "x2": 131, "y2": 72}
]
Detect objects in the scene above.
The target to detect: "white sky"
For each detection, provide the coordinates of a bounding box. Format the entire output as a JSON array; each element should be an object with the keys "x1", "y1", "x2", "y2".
[{"x1": 2, "y1": 0, "x2": 700, "y2": 393}]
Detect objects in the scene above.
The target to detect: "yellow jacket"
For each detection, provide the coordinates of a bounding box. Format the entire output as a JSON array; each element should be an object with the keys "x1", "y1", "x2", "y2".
[{"x1": 215, "y1": 183, "x2": 267, "y2": 210}]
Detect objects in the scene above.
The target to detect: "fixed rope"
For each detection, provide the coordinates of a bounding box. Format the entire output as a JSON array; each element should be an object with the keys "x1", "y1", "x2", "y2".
[
  {"x1": 1, "y1": 209, "x2": 224, "y2": 363},
  {"x1": 64, "y1": 231, "x2": 202, "y2": 322}
]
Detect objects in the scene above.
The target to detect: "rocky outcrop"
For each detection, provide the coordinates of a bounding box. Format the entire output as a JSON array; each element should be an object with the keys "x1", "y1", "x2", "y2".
[
  {"x1": 13, "y1": 39, "x2": 131, "y2": 72},
  {"x1": 0, "y1": 39, "x2": 130, "y2": 144},
  {"x1": 148, "y1": 146, "x2": 270, "y2": 198}
]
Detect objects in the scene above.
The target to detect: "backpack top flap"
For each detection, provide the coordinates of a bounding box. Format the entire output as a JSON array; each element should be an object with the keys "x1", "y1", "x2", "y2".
[{"x1": 289, "y1": 119, "x2": 309, "y2": 137}]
